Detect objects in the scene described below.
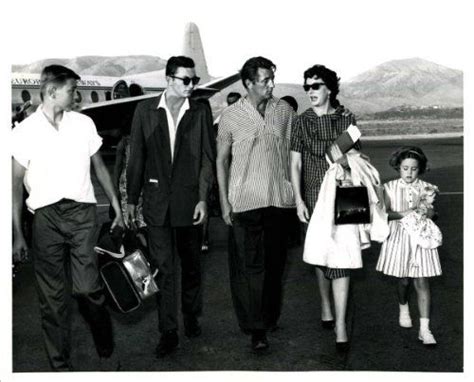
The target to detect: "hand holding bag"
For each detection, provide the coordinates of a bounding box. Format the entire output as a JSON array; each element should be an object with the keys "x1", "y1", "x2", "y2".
[{"x1": 334, "y1": 185, "x2": 370, "y2": 225}]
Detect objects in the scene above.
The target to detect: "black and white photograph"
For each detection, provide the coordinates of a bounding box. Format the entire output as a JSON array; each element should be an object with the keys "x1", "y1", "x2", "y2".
[{"x1": 1, "y1": 0, "x2": 471, "y2": 380}]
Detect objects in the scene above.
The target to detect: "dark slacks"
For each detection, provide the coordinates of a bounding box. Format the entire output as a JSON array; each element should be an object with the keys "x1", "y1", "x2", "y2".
[
  {"x1": 229, "y1": 207, "x2": 290, "y2": 332},
  {"x1": 31, "y1": 200, "x2": 113, "y2": 371},
  {"x1": 147, "y1": 220, "x2": 202, "y2": 333}
]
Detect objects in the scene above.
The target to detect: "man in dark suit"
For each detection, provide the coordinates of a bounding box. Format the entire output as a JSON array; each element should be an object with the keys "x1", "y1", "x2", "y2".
[{"x1": 126, "y1": 56, "x2": 215, "y2": 358}]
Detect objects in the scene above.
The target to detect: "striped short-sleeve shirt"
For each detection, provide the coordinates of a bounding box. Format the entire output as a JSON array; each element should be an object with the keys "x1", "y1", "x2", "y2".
[{"x1": 217, "y1": 97, "x2": 296, "y2": 213}]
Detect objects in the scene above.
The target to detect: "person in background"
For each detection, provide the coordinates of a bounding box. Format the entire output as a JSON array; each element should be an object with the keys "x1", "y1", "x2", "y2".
[{"x1": 201, "y1": 92, "x2": 242, "y2": 253}]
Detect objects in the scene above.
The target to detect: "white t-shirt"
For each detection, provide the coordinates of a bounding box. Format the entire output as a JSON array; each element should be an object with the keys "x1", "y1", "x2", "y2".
[{"x1": 11, "y1": 106, "x2": 103, "y2": 212}]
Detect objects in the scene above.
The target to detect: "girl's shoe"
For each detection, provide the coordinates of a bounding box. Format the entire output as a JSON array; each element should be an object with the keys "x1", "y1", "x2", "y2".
[
  {"x1": 399, "y1": 311, "x2": 413, "y2": 328},
  {"x1": 418, "y1": 329, "x2": 437, "y2": 346}
]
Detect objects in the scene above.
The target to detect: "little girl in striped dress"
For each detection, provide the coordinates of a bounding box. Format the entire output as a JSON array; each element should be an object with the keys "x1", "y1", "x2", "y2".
[{"x1": 376, "y1": 146, "x2": 442, "y2": 346}]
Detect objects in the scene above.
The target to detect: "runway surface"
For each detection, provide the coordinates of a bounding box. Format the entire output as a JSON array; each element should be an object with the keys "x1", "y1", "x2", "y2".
[{"x1": 12, "y1": 136, "x2": 463, "y2": 372}]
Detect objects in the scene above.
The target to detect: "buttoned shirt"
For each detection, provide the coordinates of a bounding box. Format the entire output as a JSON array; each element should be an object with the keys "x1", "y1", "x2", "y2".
[
  {"x1": 217, "y1": 96, "x2": 296, "y2": 213},
  {"x1": 158, "y1": 91, "x2": 190, "y2": 161},
  {"x1": 11, "y1": 106, "x2": 102, "y2": 212},
  {"x1": 291, "y1": 107, "x2": 358, "y2": 215}
]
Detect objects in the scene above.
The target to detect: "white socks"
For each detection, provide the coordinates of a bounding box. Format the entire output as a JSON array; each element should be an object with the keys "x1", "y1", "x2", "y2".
[
  {"x1": 420, "y1": 317, "x2": 430, "y2": 332},
  {"x1": 399, "y1": 303, "x2": 413, "y2": 328}
]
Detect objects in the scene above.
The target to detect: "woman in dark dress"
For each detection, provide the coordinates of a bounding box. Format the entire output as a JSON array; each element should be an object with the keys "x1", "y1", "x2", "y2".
[{"x1": 290, "y1": 64, "x2": 359, "y2": 352}]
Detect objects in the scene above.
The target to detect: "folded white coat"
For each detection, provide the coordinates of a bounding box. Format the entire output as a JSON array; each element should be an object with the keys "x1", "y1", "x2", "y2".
[{"x1": 303, "y1": 150, "x2": 389, "y2": 268}]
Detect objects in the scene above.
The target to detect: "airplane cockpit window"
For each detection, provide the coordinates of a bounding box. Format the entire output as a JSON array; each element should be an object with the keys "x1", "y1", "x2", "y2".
[
  {"x1": 105, "y1": 91, "x2": 111, "y2": 101},
  {"x1": 91, "y1": 91, "x2": 99, "y2": 103},
  {"x1": 21, "y1": 90, "x2": 31, "y2": 102}
]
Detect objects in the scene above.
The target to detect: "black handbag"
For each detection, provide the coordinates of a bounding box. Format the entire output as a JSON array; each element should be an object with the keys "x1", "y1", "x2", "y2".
[{"x1": 334, "y1": 186, "x2": 370, "y2": 225}]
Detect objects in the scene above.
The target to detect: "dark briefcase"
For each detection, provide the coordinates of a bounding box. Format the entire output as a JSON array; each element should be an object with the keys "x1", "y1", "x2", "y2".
[{"x1": 334, "y1": 186, "x2": 370, "y2": 225}]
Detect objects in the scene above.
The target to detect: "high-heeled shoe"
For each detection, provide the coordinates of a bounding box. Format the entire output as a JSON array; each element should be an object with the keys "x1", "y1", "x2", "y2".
[
  {"x1": 335, "y1": 341, "x2": 350, "y2": 353},
  {"x1": 321, "y1": 319, "x2": 336, "y2": 330}
]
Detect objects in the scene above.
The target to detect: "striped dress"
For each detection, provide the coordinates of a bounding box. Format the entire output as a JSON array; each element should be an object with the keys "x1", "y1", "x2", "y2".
[{"x1": 376, "y1": 178, "x2": 442, "y2": 278}]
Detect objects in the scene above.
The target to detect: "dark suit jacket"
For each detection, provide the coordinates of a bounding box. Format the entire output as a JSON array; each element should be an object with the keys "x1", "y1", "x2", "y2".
[{"x1": 127, "y1": 95, "x2": 215, "y2": 227}]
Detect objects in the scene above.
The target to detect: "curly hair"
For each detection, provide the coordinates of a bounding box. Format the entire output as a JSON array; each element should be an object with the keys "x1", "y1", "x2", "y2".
[
  {"x1": 389, "y1": 146, "x2": 429, "y2": 175},
  {"x1": 303, "y1": 64, "x2": 340, "y2": 108}
]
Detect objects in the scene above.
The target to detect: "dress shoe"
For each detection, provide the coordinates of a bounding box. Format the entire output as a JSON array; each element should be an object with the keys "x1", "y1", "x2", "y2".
[
  {"x1": 335, "y1": 341, "x2": 350, "y2": 353},
  {"x1": 184, "y1": 318, "x2": 202, "y2": 338},
  {"x1": 99, "y1": 353, "x2": 121, "y2": 371},
  {"x1": 155, "y1": 330, "x2": 179, "y2": 358},
  {"x1": 321, "y1": 319, "x2": 336, "y2": 330},
  {"x1": 418, "y1": 329, "x2": 437, "y2": 346},
  {"x1": 251, "y1": 330, "x2": 269, "y2": 353}
]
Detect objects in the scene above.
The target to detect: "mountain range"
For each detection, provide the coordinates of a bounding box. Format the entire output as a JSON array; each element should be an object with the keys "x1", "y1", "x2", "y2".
[{"x1": 12, "y1": 57, "x2": 462, "y2": 115}]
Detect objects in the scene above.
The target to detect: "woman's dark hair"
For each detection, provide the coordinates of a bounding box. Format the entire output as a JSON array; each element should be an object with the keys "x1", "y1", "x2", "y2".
[
  {"x1": 303, "y1": 64, "x2": 340, "y2": 108},
  {"x1": 240, "y1": 56, "x2": 276, "y2": 89},
  {"x1": 389, "y1": 146, "x2": 429, "y2": 175}
]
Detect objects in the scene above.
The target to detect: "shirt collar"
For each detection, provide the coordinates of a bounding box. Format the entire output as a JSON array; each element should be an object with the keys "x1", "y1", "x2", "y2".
[
  {"x1": 399, "y1": 178, "x2": 421, "y2": 190},
  {"x1": 157, "y1": 90, "x2": 190, "y2": 113}
]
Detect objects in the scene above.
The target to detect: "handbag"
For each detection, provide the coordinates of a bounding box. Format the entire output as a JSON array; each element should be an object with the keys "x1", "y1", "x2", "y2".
[
  {"x1": 334, "y1": 186, "x2": 370, "y2": 225},
  {"x1": 100, "y1": 249, "x2": 159, "y2": 313}
]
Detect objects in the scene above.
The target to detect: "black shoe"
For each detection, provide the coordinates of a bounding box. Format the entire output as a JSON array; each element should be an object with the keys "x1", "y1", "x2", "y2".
[
  {"x1": 184, "y1": 318, "x2": 202, "y2": 338},
  {"x1": 321, "y1": 319, "x2": 336, "y2": 330},
  {"x1": 99, "y1": 353, "x2": 121, "y2": 371},
  {"x1": 155, "y1": 330, "x2": 179, "y2": 358},
  {"x1": 335, "y1": 341, "x2": 350, "y2": 353},
  {"x1": 266, "y1": 322, "x2": 280, "y2": 332},
  {"x1": 251, "y1": 330, "x2": 269, "y2": 353}
]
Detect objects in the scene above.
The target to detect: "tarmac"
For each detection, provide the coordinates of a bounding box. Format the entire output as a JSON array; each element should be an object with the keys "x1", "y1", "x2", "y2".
[{"x1": 11, "y1": 136, "x2": 464, "y2": 374}]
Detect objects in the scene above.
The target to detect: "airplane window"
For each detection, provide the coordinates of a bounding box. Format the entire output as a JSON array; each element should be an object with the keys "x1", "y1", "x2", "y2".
[
  {"x1": 21, "y1": 90, "x2": 31, "y2": 102},
  {"x1": 91, "y1": 91, "x2": 99, "y2": 103},
  {"x1": 105, "y1": 91, "x2": 111, "y2": 101},
  {"x1": 75, "y1": 91, "x2": 82, "y2": 103}
]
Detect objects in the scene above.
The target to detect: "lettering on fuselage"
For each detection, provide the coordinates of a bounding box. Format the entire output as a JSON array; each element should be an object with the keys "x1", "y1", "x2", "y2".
[{"x1": 11, "y1": 78, "x2": 103, "y2": 87}]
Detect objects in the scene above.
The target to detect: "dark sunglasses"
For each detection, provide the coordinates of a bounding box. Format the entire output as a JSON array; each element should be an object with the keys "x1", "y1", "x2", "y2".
[
  {"x1": 170, "y1": 75, "x2": 200, "y2": 86},
  {"x1": 303, "y1": 82, "x2": 325, "y2": 92}
]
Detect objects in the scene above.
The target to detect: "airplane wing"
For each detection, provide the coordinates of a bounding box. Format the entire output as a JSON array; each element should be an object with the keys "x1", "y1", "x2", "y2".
[{"x1": 81, "y1": 72, "x2": 240, "y2": 147}]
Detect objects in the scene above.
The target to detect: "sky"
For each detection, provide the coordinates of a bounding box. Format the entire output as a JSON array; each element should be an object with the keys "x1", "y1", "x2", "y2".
[{"x1": 3, "y1": 0, "x2": 470, "y2": 83}]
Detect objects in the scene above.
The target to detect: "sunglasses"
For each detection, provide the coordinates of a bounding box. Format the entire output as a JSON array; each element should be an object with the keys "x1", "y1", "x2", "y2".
[
  {"x1": 303, "y1": 82, "x2": 325, "y2": 92},
  {"x1": 170, "y1": 75, "x2": 200, "y2": 86}
]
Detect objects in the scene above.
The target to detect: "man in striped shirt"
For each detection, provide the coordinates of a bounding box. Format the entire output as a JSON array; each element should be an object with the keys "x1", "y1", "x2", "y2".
[{"x1": 216, "y1": 56, "x2": 296, "y2": 352}]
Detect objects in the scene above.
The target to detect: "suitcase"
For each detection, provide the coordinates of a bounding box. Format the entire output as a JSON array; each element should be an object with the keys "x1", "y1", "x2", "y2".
[{"x1": 100, "y1": 249, "x2": 159, "y2": 313}]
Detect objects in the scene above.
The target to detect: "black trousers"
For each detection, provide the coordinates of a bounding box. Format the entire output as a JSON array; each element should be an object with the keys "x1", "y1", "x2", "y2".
[
  {"x1": 229, "y1": 207, "x2": 291, "y2": 332},
  {"x1": 31, "y1": 200, "x2": 113, "y2": 371},
  {"x1": 147, "y1": 220, "x2": 202, "y2": 333}
]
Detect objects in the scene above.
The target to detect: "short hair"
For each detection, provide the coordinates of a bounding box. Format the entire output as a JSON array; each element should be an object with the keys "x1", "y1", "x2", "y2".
[
  {"x1": 166, "y1": 56, "x2": 195, "y2": 76},
  {"x1": 281, "y1": 95, "x2": 298, "y2": 112},
  {"x1": 303, "y1": 64, "x2": 340, "y2": 108},
  {"x1": 240, "y1": 56, "x2": 276, "y2": 89},
  {"x1": 226, "y1": 92, "x2": 241, "y2": 105},
  {"x1": 40, "y1": 65, "x2": 80, "y2": 100},
  {"x1": 389, "y1": 146, "x2": 428, "y2": 175}
]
